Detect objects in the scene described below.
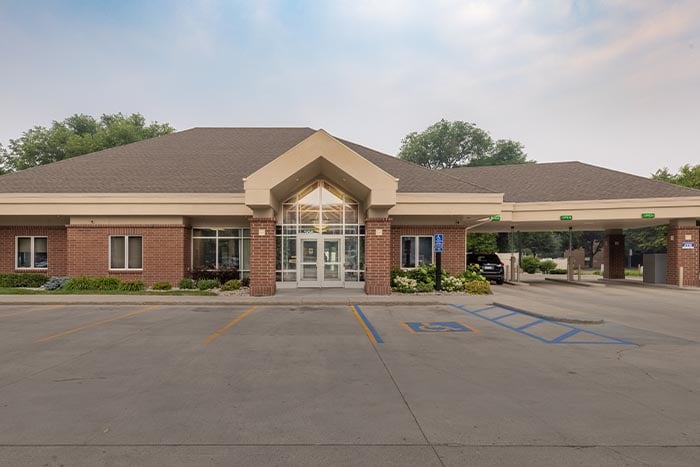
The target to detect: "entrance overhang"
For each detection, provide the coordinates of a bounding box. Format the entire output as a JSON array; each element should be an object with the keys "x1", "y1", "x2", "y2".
[
  {"x1": 244, "y1": 130, "x2": 399, "y2": 213},
  {"x1": 468, "y1": 196, "x2": 700, "y2": 233}
]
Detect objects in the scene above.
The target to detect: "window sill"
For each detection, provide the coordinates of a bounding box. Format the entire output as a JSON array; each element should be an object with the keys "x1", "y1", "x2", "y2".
[
  {"x1": 108, "y1": 269, "x2": 143, "y2": 273},
  {"x1": 15, "y1": 268, "x2": 48, "y2": 272}
]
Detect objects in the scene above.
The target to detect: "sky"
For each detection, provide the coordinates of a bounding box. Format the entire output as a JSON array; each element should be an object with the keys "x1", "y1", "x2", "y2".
[{"x1": 0, "y1": 0, "x2": 698, "y2": 176}]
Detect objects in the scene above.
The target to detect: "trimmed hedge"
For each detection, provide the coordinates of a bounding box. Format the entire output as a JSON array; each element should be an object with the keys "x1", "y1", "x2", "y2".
[
  {"x1": 0, "y1": 273, "x2": 49, "y2": 288},
  {"x1": 464, "y1": 281, "x2": 492, "y2": 295},
  {"x1": 178, "y1": 278, "x2": 196, "y2": 289},
  {"x1": 151, "y1": 281, "x2": 172, "y2": 291},
  {"x1": 120, "y1": 280, "x2": 145, "y2": 292},
  {"x1": 197, "y1": 279, "x2": 220, "y2": 290},
  {"x1": 220, "y1": 279, "x2": 241, "y2": 291}
]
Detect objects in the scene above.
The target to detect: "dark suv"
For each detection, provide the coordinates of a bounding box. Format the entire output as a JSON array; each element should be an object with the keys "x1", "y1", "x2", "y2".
[{"x1": 467, "y1": 253, "x2": 505, "y2": 285}]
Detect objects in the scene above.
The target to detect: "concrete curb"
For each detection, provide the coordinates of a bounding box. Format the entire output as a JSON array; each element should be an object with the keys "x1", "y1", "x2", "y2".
[
  {"x1": 543, "y1": 277, "x2": 603, "y2": 287},
  {"x1": 492, "y1": 302, "x2": 605, "y2": 325},
  {"x1": 598, "y1": 278, "x2": 700, "y2": 292},
  {"x1": 0, "y1": 298, "x2": 454, "y2": 307}
]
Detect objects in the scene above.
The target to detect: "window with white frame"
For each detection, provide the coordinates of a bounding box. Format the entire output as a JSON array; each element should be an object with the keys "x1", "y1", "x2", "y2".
[
  {"x1": 110, "y1": 236, "x2": 143, "y2": 270},
  {"x1": 16, "y1": 237, "x2": 48, "y2": 269},
  {"x1": 192, "y1": 228, "x2": 250, "y2": 278},
  {"x1": 400, "y1": 236, "x2": 433, "y2": 268}
]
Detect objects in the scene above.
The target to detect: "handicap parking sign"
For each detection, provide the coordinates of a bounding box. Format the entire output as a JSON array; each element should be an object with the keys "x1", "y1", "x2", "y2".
[
  {"x1": 403, "y1": 321, "x2": 474, "y2": 333},
  {"x1": 434, "y1": 233, "x2": 444, "y2": 253}
]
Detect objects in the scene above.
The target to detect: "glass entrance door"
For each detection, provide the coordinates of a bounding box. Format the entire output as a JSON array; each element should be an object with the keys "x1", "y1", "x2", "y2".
[
  {"x1": 297, "y1": 237, "x2": 344, "y2": 287},
  {"x1": 322, "y1": 239, "x2": 341, "y2": 286}
]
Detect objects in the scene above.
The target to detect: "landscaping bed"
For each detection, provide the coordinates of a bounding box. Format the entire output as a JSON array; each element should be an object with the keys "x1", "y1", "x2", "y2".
[
  {"x1": 391, "y1": 264, "x2": 493, "y2": 295},
  {"x1": 0, "y1": 273, "x2": 248, "y2": 296}
]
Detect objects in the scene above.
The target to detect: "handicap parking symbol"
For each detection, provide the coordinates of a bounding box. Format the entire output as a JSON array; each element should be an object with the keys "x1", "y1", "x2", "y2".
[{"x1": 404, "y1": 321, "x2": 474, "y2": 333}]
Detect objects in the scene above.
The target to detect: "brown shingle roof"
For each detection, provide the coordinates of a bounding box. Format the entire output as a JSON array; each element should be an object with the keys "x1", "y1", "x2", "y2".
[
  {"x1": 444, "y1": 162, "x2": 700, "y2": 202},
  {"x1": 0, "y1": 128, "x2": 490, "y2": 194}
]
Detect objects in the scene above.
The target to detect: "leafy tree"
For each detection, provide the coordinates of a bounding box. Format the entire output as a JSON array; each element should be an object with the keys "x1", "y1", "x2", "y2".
[
  {"x1": 555, "y1": 231, "x2": 604, "y2": 268},
  {"x1": 624, "y1": 164, "x2": 700, "y2": 254},
  {"x1": 398, "y1": 119, "x2": 493, "y2": 169},
  {"x1": 652, "y1": 164, "x2": 700, "y2": 189},
  {"x1": 470, "y1": 139, "x2": 531, "y2": 167},
  {"x1": 399, "y1": 119, "x2": 534, "y2": 169},
  {"x1": 517, "y1": 232, "x2": 560, "y2": 258},
  {"x1": 0, "y1": 113, "x2": 174, "y2": 172},
  {"x1": 467, "y1": 233, "x2": 498, "y2": 254}
]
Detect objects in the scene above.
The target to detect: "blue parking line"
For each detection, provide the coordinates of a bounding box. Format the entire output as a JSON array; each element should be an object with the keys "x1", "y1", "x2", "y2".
[
  {"x1": 450, "y1": 304, "x2": 634, "y2": 345},
  {"x1": 492, "y1": 311, "x2": 519, "y2": 321},
  {"x1": 351, "y1": 304, "x2": 384, "y2": 344},
  {"x1": 551, "y1": 328, "x2": 581, "y2": 343},
  {"x1": 516, "y1": 319, "x2": 545, "y2": 331}
]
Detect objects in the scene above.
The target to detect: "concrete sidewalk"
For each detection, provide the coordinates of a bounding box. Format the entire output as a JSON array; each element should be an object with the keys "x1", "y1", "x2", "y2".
[{"x1": 0, "y1": 288, "x2": 494, "y2": 307}]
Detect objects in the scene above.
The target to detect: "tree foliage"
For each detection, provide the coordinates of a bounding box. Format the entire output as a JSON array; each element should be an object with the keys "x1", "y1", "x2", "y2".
[
  {"x1": 0, "y1": 113, "x2": 174, "y2": 172},
  {"x1": 652, "y1": 164, "x2": 700, "y2": 189},
  {"x1": 398, "y1": 119, "x2": 534, "y2": 169},
  {"x1": 467, "y1": 233, "x2": 498, "y2": 254}
]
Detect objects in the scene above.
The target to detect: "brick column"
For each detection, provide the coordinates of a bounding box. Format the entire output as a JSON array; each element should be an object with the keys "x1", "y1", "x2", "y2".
[
  {"x1": 666, "y1": 222, "x2": 700, "y2": 287},
  {"x1": 249, "y1": 218, "x2": 277, "y2": 296},
  {"x1": 364, "y1": 218, "x2": 392, "y2": 295},
  {"x1": 603, "y1": 230, "x2": 625, "y2": 279}
]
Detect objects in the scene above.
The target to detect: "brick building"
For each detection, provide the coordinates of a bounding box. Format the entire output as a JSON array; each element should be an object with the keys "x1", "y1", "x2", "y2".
[{"x1": 1, "y1": 128, "x2": 699, "y2": 293}]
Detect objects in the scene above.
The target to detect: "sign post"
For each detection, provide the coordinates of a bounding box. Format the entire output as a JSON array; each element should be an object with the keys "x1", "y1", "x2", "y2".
[{"x1": 434, "y1": 233, "x2": 444, "y2": 291}]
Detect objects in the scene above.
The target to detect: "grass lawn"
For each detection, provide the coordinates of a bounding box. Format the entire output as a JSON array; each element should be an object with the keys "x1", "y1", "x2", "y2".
[{"x1": 0, "y1": 288, "x2": 218, "y2": 296}]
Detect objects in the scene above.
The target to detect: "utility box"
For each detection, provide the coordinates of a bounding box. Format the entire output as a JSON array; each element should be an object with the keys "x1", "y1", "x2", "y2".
[{"x1": 643, "y1": 253, "x2": 667, "y2": 284}]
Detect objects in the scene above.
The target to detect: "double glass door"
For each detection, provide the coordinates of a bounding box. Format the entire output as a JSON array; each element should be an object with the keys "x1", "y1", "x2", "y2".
[{"x1": 299, "y1": 236, "x2": 342, "y2": 287}]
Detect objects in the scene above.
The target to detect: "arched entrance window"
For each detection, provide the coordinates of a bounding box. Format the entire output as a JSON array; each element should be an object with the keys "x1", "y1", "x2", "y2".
[{"x1": 276, "y1": 181, "x2": 365, "y2": 287}]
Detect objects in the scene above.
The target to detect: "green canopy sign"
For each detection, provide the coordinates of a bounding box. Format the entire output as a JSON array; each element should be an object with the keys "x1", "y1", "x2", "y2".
[
  {"x1": 560, "y1": 215, "x2": 573, "y2": 221},
  {"x1": 641, "y1": 213, "x2": 655, "y2": 219}
]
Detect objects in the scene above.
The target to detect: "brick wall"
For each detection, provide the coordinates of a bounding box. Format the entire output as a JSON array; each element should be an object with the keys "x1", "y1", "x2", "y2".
[
  {"x1": 249, "y1": 218, "x2": 276, "y2": 296},
  {"x1": 603, "y1": 233, "x2": 625, "y2": 279},
  {"x1": 364, "y1": 218, "x2": 392, "y2": 295},
  {"x1": 0, "y1": 226, "x2": 68, "y2": 277},
  {"x1": 666, "y1": 226, "x2": 700, "y2": 287},
  {"x1": 391, "y1": 225, "x2": 466, "y2": 275},
  {"x1": 66, "y1": 224, "x2": 188, "y2": 286}
]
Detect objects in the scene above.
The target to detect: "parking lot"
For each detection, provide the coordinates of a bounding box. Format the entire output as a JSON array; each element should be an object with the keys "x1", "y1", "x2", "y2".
[{"x1": 0, "y1": 284, "x2": 699, "y2": 466}]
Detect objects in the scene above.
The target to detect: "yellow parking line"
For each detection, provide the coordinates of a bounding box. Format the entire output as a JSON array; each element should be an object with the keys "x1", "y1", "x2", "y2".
[
  {"x1": 204, "y1": 306, "x2": 257, "y2": 345},
  {"x1": 0, "y1": 304, "x2": 66, "y2": 319},
  {"x1": 349, "y1": 305, "x2": 378, "y2": 345},
  {"x1": 34, "y1": 305, "x2": 160, "y2": 343}
]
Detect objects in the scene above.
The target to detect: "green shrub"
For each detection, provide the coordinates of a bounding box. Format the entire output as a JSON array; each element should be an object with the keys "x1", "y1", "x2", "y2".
[
  {"x1": 0, "y1": 273, "x2": 49, "y2": 288},
  {"x1": 120, "y1": 280, "x2": 145, "y2": 292},
  {"x1": 220, "y1": 279, "x2": 241, "y2": 291},
  {"x1": 461, "y1": 264, "x2": 487, "y2": 283},
  {"x1": 178, "y1": 278, "x2": 195, "y2": 289},
  {"x1": 151, "y1": 281, "x2": 172, "y2": 290},
  {"x1": 415, "y1": 281, "x2": 435, "y2": 293},
  {"x1": 440, "y1": 275, "x2": 464, "y2": 292},
  {"x1": 390, "y1": 268, "x2": 407, "y2": 284},
  {"x1": 521, "y1": 256, "x2": 541, "y2": 274},
  {"x1": 64, "y1": 276, "x2": 98, "y2": 290},
  {"x1": 464, "y1": 280, "x2": 492, "y2": 295},
  {"x1": 393, "y1": 276, "x2": 418, "y2": 293},
  {"x1": 93, "y1": 277, "x2": 123, "y2": 290},
  {"x1": 550, "y1": 269, "x2": 568, "y2": 275},
  {"x1": 539, "y1": 260, "x2": 557, "y2": 274},
  {"x1": 197, "y1": 279, "x2": 220, "y2": 290}
]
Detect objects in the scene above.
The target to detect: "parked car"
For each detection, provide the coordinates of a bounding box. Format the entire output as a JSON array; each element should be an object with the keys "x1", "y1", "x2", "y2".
[{"x1": 467, "y1": 253, "x2": 505, "y2": 285}]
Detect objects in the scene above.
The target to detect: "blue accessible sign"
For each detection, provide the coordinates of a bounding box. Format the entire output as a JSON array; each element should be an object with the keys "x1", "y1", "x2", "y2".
[
  {"x1": 403, "y1": 321, "x2": 474, "y2": 333},
  {"x1": 434, "y1": 233, "x2": 444, "y2": 253}
]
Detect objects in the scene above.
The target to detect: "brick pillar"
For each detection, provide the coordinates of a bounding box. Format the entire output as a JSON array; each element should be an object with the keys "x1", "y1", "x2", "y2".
[
  {"x1": 603, "y1": 230, "x2": 625, "y2": 279},
  {"x1": 666, "y1": 223, "x2": 700, "y2": 287},
  {"x1": 364, "y1": 218, "x2": 392, "y2": 295},
  {"x1": 249, "y1": 218, "x2": 277, "y2": 296}
]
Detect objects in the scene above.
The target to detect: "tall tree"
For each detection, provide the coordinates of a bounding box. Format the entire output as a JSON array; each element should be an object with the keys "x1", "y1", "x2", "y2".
[
  {"x1": 0, "y1": 113, "x2": 174, "y2": 172},
  {"x1": 398, "y1": 119, "x2": 493, "y2": 169},
  {"x1": 652, "y1": 164, "x2": 700, "y2": 189},
  {"x1": 470, "y1": 139, "x2": 531, "y2": 167}
]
